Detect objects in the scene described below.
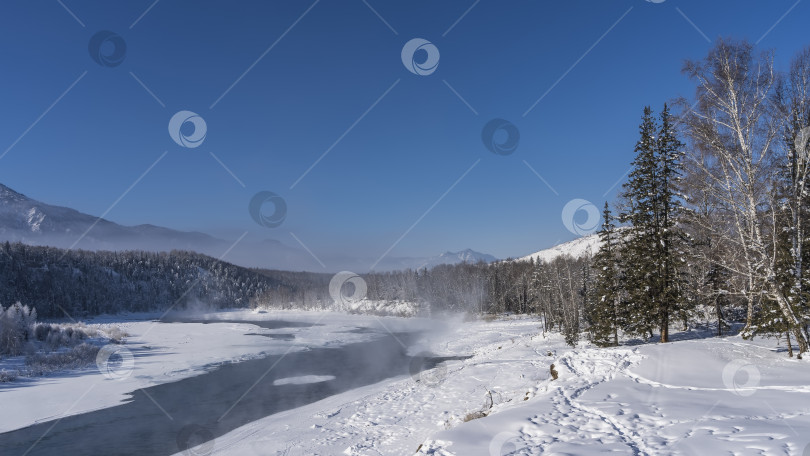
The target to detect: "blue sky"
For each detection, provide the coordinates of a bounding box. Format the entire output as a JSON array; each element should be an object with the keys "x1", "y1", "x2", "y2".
[{"x1": 0, "y1": 0, "x2": 807, "y2": 262}]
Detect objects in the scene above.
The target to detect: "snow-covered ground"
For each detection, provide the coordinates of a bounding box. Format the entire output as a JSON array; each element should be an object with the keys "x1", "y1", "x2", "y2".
[
  {"x1": 416, "y1": 334, "x2": 810, "y2": 456},
  {"x1": 3, "y1": 310, "x2": 809, "y2": 455},
  {"x1": 190, "y1": 315, "x2": 810, "y2": 456}
]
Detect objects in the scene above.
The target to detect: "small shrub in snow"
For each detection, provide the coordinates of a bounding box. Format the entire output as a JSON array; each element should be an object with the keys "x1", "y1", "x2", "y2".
[
  {"x1": 0, "y1": 303, "x2": 36, "y2": 356},
  {"x1": 25, "y1": 343, "x2": 101, "y2": 377},
  {"x1": 104, "y1": 326, "x2": 128, "y2": 343},
  {"x1": 0, "y1": 369, "x2": 17, "y2": 382},
  {"x1": 462, "y1": 410, "x2": 488, "y2": 422}
]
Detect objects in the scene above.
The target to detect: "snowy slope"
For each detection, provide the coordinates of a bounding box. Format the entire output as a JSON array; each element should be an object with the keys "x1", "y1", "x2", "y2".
[
  {"x1": 182, "y1": 315, "x2": 810, "y2": 456},
  {"x1": 418, "y1": 335, "x2": 810, "y2": 456},
  {"x1": 518, "y1": 232, "x2": 603, "y2": 264}
]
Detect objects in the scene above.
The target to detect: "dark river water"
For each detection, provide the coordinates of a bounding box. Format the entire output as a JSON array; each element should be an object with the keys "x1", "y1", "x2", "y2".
[{"x1": 0, "y1": 319, "x2": 459, "y2": 456}]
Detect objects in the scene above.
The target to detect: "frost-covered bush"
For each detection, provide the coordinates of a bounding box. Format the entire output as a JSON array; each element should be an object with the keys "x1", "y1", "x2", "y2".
[
  {"x1": 103, "y1": 326, "x2": 128, "y2": 343},
  {"x1": 0, "y1": 369, "x2": 17, "y2": 382},
  {"x1": 0, "y1": 302, "x2": 127, "y2": 381},
  {"x1": 29, "y1": 322, "x2": 99, "y2": 351},
  {"x1": 0, "y1": 302, "x2": 37, "y2": 356},
  {"x1": 25, "y1": 343, "x2": 100, "y2": 376}
]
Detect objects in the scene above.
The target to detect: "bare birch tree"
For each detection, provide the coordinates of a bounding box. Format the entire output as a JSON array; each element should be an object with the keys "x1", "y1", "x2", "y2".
[{"x1": 679, "y1": 38, "x2": 809, "y2": 354}]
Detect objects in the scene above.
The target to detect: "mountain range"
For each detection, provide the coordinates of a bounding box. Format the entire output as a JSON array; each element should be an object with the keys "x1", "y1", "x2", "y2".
[{"x1": 0, "y1": 183, "x2": 498, "y2": 272}]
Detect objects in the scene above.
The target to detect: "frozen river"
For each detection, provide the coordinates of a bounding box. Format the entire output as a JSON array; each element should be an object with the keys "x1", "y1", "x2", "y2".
[{"x1": 0, "y1": 318, "x2": 456, "y2": 456}]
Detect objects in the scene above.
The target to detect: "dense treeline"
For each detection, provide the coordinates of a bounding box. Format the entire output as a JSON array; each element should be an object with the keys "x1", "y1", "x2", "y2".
[
  {"x1": 365, "y1": 258, "x2": 589, "y2": 332},
  {"x1": 255, "y1": 258, "x2": 588, "y2": 334},
  {"x1": 0, "y1": 242, "x2": 280, "y2": 319}
]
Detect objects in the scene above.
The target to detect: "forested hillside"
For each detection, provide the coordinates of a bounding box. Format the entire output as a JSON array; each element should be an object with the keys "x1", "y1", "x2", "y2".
[{"x1": 0, "y1": 242, "x2": 280, "y2": 319}]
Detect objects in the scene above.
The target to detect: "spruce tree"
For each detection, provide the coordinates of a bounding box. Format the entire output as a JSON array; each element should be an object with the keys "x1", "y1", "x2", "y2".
[
  {"x1": 589, "y1": 202, "x2": 621, "y2": 346},
  {"x1": 619, "y1": 106, "x2": 660, "y2": 340},
  {"x1": 618, "y1": 106, "x2": 688, "y2": 343},
  {"x1": 656, "y1": 104, "x2": 688, "y2": 341}
]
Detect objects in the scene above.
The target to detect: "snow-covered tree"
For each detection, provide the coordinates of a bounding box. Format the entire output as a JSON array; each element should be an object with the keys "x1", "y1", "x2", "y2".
[
  {"x1": 679, "y1": 38, "x2": 810, "y2": 355},
  {"x1": 588, "y1": 203, "x2": 622, "y2": 346}
]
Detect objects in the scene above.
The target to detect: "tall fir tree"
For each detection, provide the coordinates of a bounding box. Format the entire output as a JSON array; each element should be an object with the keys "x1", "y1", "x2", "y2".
[
  {"x1": 656, "y1": 104, "x2": 688, "y2": 342},
  {"x1": 619, "y1": 106, "x2": 661, "y2": 340},
  {"x1": 617, "y1": 106, "x2": 688, "y2": 342},
  {"x1": 588, "y1": 202, "x2": 622, "y2": 346}
]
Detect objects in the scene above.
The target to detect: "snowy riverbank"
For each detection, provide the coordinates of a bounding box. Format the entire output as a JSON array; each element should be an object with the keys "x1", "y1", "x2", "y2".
[
  {"x1": 2, "y1": 310, "x2": 809, "y2": 455},
  {"x1": 189, "y1": 315, "x2": 810, "y2": 456}
]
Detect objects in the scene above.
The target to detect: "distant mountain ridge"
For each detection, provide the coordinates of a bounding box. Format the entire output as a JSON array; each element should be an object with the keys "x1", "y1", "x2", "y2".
[
  {"x1": 517, "y1": 233, "x2": 603, "y2": 264},
  {"x1": 0, "y1": 183, "x2": 498, "y2": 272},
  {"x1": 0, "y1": 183, "x2": 228, "y2": 253},
  {"x1": 417, "y1": 249, "x2": 497, "y2": 270}
]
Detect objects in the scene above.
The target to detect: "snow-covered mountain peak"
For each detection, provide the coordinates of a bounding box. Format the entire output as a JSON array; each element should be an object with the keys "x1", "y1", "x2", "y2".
[
  {"x1": 518, "y1": 232, "x2": 602, "y2": 264},
  {"x1": 0, "y1": 183, "x2": 31, "y2": 204}
]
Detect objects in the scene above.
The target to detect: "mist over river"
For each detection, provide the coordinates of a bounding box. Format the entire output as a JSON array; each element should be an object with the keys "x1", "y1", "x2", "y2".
[{"x1": 0, "y1": 318, "x2": 456, "y2": 456}]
